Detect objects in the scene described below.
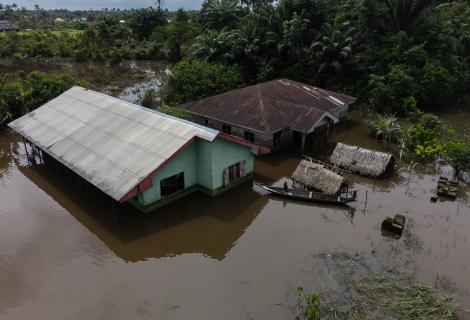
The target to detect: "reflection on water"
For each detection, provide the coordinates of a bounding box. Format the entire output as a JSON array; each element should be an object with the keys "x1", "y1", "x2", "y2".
[
  {"x1": 17, "y1": 159, "x2": 267, "y2": 261},
  {"x1": 1, "y1": 110, "x2": 470, "y2": 319}
]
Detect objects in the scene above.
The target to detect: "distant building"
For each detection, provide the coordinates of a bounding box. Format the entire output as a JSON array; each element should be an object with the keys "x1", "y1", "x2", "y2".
[
  {"x1": 179, "y1": 79, "x2": 357, "y2": 153},
  {"x1": 9, "y1": 87, "x2": 259, "y2": 212},
  {"x1": 54, "y1": 18, "x2": 66, "y2": 23},
  {"x1": 0, "y1": 20, "x2": 20, "y2": 32}
]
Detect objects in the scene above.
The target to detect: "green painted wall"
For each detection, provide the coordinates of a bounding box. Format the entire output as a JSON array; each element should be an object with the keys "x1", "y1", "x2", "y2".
[
  {"x1": 139, "y1": 142, "x2": 198, "y2": 206},
  {"x1": 137, "y1": 137, "x2": 254, "y2": 208},
  {"x1": 209, "y1": 139, "x2": 255, "y2": 190},
  {"x1": 196, "y1": 139, "x2": 213, "y2": 190}
]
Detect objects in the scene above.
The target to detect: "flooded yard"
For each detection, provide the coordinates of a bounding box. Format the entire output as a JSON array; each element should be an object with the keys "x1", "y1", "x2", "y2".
[
  {"x1": 0, "y1": 58, "x2": 168, "y2": 101},
  {"x1": 1, "y1": 108, "x2": 469, "y2": 319}
]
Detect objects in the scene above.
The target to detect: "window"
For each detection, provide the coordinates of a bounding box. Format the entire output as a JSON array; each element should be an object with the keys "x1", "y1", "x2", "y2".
[
  {"x1": 222, "y1": 124, "x2": 231, "y2": 134},
  {"x1": 244, "y1": 131, "x2": 255, "y2": 142},
  {"x1": 273, "y1": 131, "x2": 282, "y2": 147},
  {"x1": 223, "y1": 161, "x2": 247, "y2": 185},
  {"x1": 160, "y1": 172, "x2": 185, "y2": 197}
]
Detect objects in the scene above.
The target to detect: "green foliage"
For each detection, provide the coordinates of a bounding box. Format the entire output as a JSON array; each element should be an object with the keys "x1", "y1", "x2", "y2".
[
  {"x1": 296, "y1": 286, "x2": 321, "y2": 320},
  {"x1": 0, "y1": 71, "x2": 86, "y2": 120},
  {"x1": 443, "y1": 141, "x2": 470, "y2": 174},
  {"x1": 151, "y1": 19, "x2": 201, "y2": 61},
  {"x1": 159, "y1": 106, "x2": 188, "y2": 119},
  {"x1": 164, "y1": 60, "x2": 243, "y2": 104},
  {"x1": 369, "y1": 114, "x2": 401, "y2": 142},
  {"x1": 137, "y1": 88, "x2": 159, "y2": 109},
  {"x1": 200, "y1": 0, "x2": 243, "y2": 30},
  {"x1": 128, "y1": 8, "x2": 167, "y2": 40},
  {"x1": 310, "y1": 21, "x2": 355, "y2": 76}
]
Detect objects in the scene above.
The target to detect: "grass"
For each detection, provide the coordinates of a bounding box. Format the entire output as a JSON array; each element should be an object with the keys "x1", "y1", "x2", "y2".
[
  {"x1": 353, "y1": 272, "x2": 458, "y2": 320},
  {"x1": 296, "y1": 270, "x2": 459, "y2": 320}
]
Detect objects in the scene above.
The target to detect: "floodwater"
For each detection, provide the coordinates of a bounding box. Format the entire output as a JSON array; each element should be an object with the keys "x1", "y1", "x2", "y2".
[
  {"x1": 0, "y1": 58, "x2": 167, "y2": 100},
  {"x1": 1, "y1": 112, "x2": 470, "y2": 319}
]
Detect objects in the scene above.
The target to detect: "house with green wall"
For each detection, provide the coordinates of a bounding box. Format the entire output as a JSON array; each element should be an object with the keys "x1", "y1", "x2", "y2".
[{"x1": 8, "y1": 87, "x2": 261, "y2": 212}]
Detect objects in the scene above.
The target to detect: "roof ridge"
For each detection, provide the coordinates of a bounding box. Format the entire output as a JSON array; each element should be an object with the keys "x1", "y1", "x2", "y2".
[
  {"x1": 71, "y1": 86, "x2": 219, "y2": 135},
  {"x1": 256, "y1": 84, "x2": 272, "y2": 132}
]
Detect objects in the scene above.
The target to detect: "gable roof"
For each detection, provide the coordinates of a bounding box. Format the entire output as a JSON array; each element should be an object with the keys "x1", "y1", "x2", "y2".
[
  {"x1": 8, "y1": 87, "x2": 219, "y2": 201},
  {"x1": 179, "y1": 79, "x2": 357, "y2": 134},
  {"x1": 0, "y1": 20, "x2": 19, "y2": 31}
]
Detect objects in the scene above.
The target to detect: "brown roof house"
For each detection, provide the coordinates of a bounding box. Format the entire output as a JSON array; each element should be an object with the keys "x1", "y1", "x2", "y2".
[{"x1": 179, "y1": 79, "x2": 357, "y2": 153}]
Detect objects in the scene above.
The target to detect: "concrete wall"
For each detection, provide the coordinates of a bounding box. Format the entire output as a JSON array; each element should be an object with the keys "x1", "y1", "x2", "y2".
[
  {"x1": 136, "y1": 137, "x2": 254, "y2": 208},
  {"x1": 209, "y1": 138, "x2": 254, "y2": 190},
  {"x1": 139, "y1": 142, "x2": 198, "y2": 206},
  {"x1": 187, "y1": 114, "x2": 293, "y2": 150}
]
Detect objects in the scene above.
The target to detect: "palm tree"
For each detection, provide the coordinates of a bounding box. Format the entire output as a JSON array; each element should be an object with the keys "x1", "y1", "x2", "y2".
[
  {"x1": 201, "y1": 0, "x2": 242, "y2": 30},
  {"x1": 310, "y1": 22, "x2": 354, "y2": 75},
  {"x1": 155, "y1": 0, "x2": 165, "y2": 10},
  {"x1": 363, "y1": 0, "x2": 442, "y2": 34},
  {"x1": 189, "y1": 30, "x2": 239, "y2": 62}
]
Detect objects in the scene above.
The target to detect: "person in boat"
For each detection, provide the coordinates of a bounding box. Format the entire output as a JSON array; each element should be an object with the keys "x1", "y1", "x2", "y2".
[{"x1": 284, "y1": 181, "x2": 288, "y2": 193}]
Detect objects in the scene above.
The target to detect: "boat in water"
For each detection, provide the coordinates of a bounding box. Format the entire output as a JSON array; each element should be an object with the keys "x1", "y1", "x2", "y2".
[{"x1": 255, "y1": 182, "x2": 357, "y2": 205}]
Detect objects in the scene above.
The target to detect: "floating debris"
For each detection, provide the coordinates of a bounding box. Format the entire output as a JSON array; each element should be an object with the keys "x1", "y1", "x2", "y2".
[
  {"x1": 436, "y1": 176, "x2": 458, "y2": 200},
  {"x1": 381, "y1": 214, "x2": 406, "y2": 238}
]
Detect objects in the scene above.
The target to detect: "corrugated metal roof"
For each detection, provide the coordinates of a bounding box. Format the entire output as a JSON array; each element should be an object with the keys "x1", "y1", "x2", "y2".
[
  {"x1": 8, "y1": 87, "x2": 219, "y2": 201},
  {"x1": 179, "y1": 79, "x2": 357, "y2": 134}
]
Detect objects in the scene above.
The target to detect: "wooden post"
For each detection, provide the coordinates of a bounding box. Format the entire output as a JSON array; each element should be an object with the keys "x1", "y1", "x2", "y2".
[
  {"x1": 111, "y1": 199, "x2": 118, "y2": 223},
  {"x1": 301, "y1": 132, "x2": 306, "y2": 152},
  {"x1": 23, "y1": 137, "x2": 31, "y2": 165}
]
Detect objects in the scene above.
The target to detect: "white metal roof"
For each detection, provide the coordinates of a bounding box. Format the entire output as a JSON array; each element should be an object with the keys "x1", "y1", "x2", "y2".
[{"x1": 8, "y1": 87, "x2": 219, "y2": 201}]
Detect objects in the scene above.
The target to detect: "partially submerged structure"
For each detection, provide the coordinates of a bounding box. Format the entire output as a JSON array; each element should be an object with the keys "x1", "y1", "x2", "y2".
[
  {"x1": 330, "y1": 143, "x2": 395, "y2": 178},
  {"x1": 179, "y1": 79, "x2": 356, "y2": 153},
  {"x1": 292, "y1": 159, "x2": 346, "y2": 195},
  {"x1": 0, "y1": 20, "x2": 20, "y2": 32},
  {"x1": 8, "y1": 87, "x2": 258, "y2": 212}
]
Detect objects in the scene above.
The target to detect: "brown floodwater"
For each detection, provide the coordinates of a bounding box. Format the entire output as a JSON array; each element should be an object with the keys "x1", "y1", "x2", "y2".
[
  {"x1": 0, "y1": 58, "x2": 167, "y2": 100},
  {"x1": 1, "y1": 112, "x2": 470, "y2": 319}
]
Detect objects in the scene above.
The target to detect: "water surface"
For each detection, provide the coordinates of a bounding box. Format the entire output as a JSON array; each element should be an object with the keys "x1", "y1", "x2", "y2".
[{"x1": 0, "y1": 113, "x2": 469, "y2": 319}]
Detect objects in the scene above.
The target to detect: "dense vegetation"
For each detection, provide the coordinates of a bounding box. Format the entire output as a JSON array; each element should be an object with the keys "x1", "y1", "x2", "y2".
[
  {"x1": 0, "y1": 71, "x2": 86, "y2": 125},
  {"x1": 1, "y1": 0, "x2": 469, "y2": 172}
]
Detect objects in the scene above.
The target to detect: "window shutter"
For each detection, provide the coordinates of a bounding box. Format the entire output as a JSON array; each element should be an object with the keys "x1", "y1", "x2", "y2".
[
  {"x1": 240, "y1": 160, "x2": 247, "y2": 177},
  {"x1": 223, "y1": 168, "x2": 229, "y2": 185}
]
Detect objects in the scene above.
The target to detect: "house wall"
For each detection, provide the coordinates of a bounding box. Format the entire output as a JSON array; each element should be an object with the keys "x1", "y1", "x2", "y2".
[
  {"x1": 138, "y1": 142, "x2": 198, "y2": 206},
  {"x1": 136, "y1": 137, "x2": 254, "y2": 209},
  {"x1": 186, "y1": 106, "x2": 350, "y2": 153},
  {"x1": 209, "y1": 138, "x2": 254, "y2": 190},
  {"x1": 187, "y1": 114, "x2": 293, "y2": 151}
]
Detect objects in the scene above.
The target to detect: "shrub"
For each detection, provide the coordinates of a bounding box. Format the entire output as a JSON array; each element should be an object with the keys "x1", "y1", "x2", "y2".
[
  {"x1": 369, "y1": 114, "x2": 401, "y2": 142},
  {"x1": 443, "y1": 141, "x2": 470, "y2": 175}
]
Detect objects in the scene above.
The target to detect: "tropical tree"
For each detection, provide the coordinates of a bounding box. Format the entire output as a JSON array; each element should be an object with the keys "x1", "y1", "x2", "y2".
[
  {"x1": 200, "y1": 0, "x2": 243, "y2": 30},
  {"x1": 164, "y1": 60, "x2": 243, "y2": 104},
  {"x1": 361, "y1": 0, "x2": 442, "y2": 35},
  {"x1": 310, "y1": 22, "x2": 354, "y2": 75},
  {"x1": 128, "y1": 8, "x2": 167, "y2": 40}
]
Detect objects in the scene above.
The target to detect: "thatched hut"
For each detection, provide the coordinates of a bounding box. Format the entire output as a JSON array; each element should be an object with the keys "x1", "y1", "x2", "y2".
[
  {"x1": 330, "y1": 143, "x2": 395, "y2": 178},
  {"x1": 292, "y1": 160, "x2": 346, "y2": 195}
]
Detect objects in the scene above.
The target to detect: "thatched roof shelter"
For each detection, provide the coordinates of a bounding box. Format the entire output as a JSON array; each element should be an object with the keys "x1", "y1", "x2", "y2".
[
  {"x1": 292, "y1": 160, "x2": 346, "y2": 195},
  {"x1": 330, "y1": 143, "x2": 395, "y2": 178}
]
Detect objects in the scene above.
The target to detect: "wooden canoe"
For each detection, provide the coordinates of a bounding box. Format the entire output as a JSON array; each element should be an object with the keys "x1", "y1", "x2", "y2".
[{"x1": 255, "y1": 182, "x2": 357, "y2": 205}]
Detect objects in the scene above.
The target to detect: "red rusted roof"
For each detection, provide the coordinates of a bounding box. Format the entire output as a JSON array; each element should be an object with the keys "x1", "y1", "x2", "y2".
[{"x1": 179, "y1": 79, "x2": 357, "y2": 134}]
